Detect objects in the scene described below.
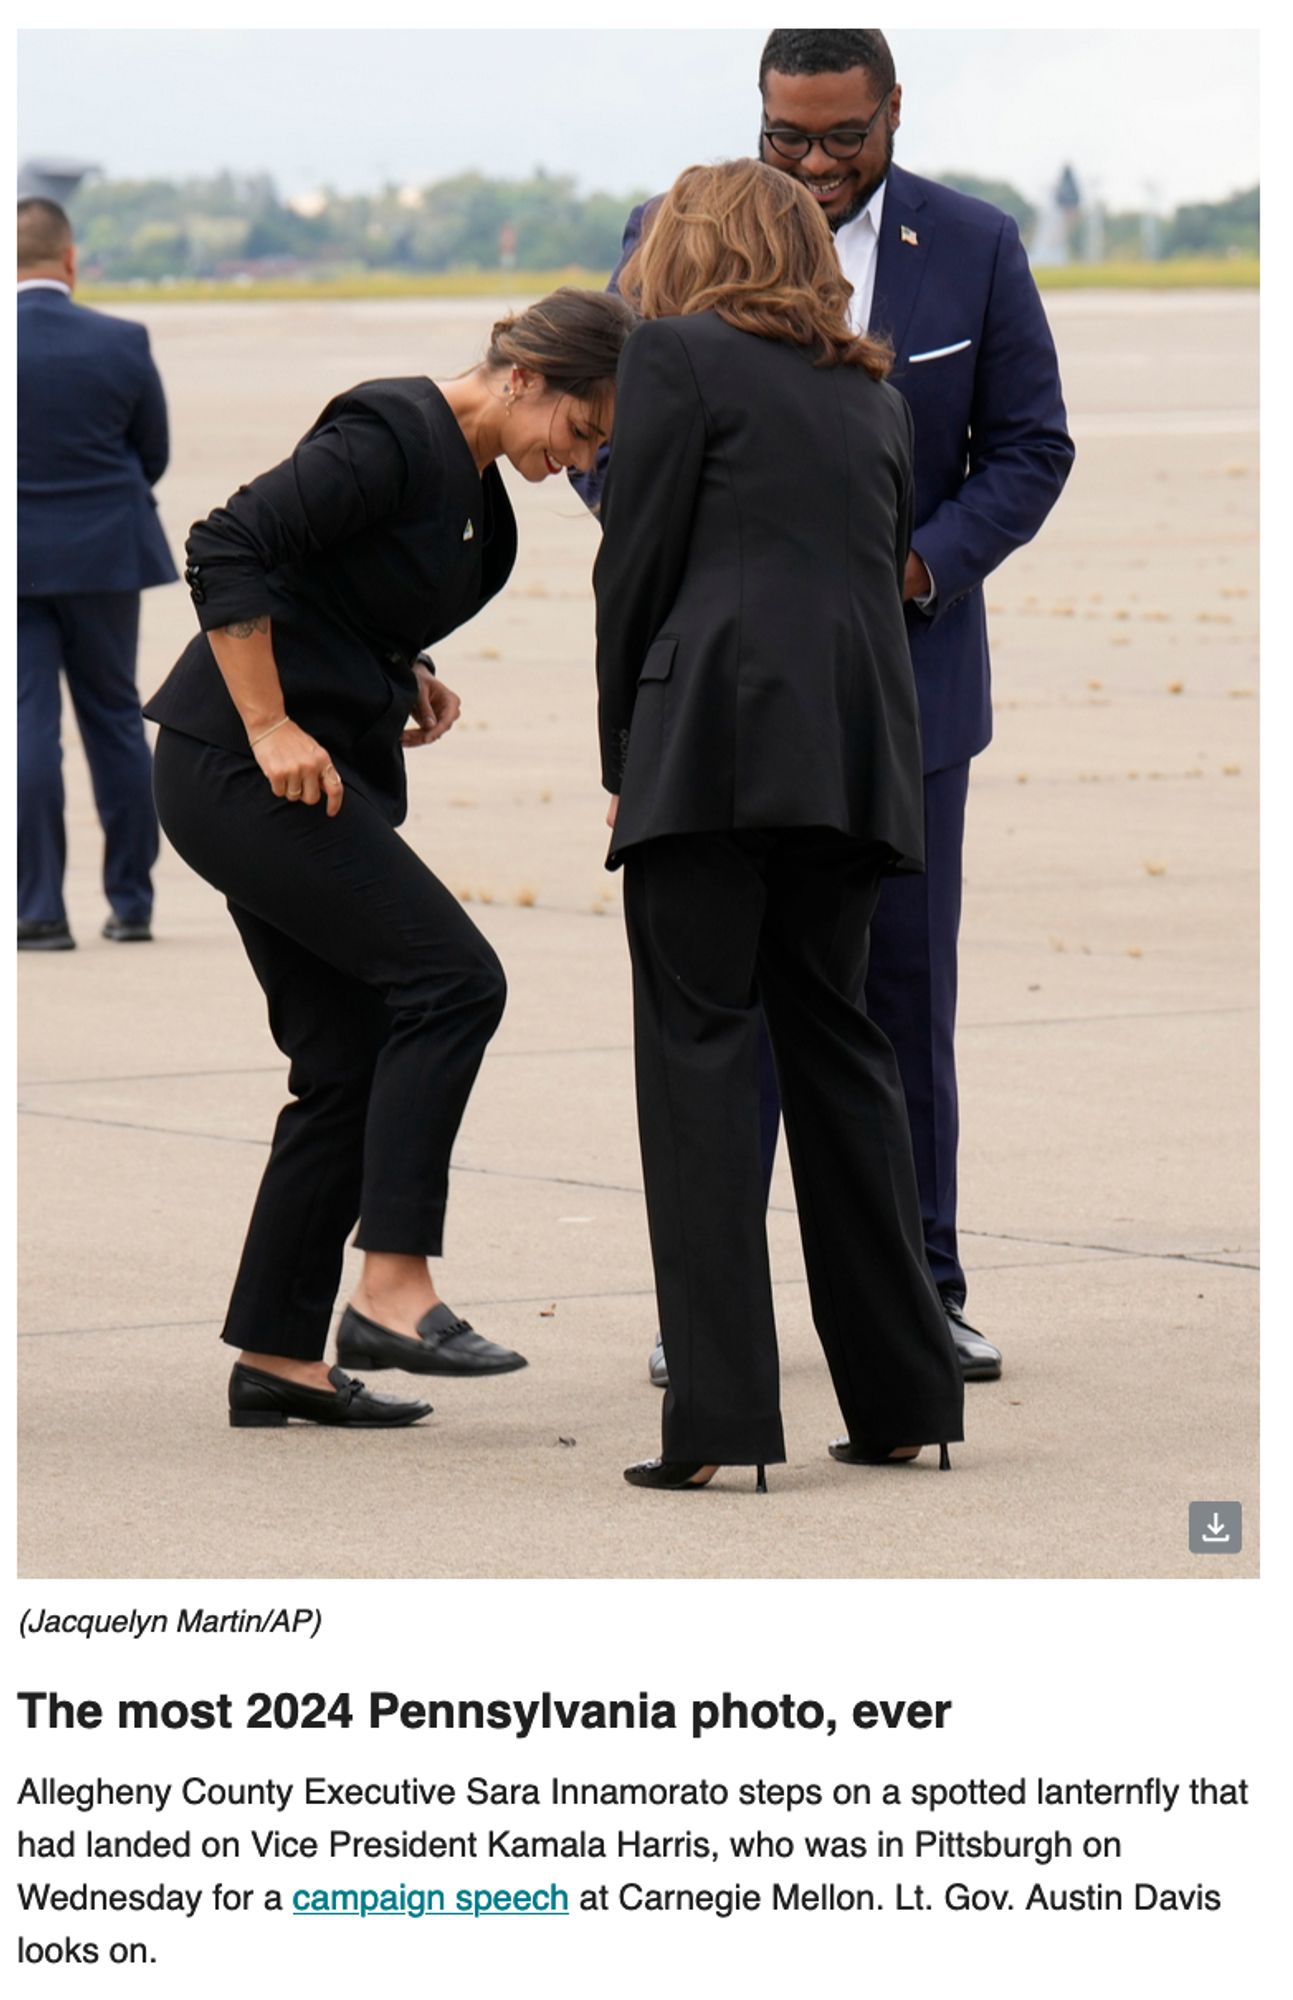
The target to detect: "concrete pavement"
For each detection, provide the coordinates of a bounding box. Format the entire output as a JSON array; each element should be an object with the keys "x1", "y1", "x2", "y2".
[{"x1": 17, "y1": 290, "x2": 1259, "y2": 1577}]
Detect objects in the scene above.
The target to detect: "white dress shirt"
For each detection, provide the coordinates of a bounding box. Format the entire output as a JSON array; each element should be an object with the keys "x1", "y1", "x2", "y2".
[
  {"x1": 17, "y1": 279, "x2": 71, "y2": 295},
  {"x1": 835, "y1": 181, "x2": 886, "y2": 336}
]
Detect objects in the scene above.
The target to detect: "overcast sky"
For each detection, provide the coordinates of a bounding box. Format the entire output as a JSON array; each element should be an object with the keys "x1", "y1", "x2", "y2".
[{"x1": 17, "y1": 28, "x2": 1259, "y2": 215}]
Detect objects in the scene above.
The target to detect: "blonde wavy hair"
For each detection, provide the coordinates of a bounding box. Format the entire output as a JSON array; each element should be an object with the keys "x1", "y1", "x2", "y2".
[{"x1": 618, "y1": 158, "x2": 891, "y2": 378}]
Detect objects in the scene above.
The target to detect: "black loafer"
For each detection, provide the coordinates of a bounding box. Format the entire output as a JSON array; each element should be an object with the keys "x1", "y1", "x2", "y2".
[
  {"x1": 647, "y1": 1340, "x2": 669, "y2": 1388},
  {"x1": 228, "y1": 1362, "x2": 431, "y2": 1428},
  {"x1": 103, "y1": 916, "x2": 152, "y2": 942},
  {"x1": 941, "y1": 1292, "x2": 1003, "y2": 1381},
  {"x1": 18, "y1": 920, "x2": 74, "y2": 952},
  {"x1": 336, "y1": 1302, "x2": 527, "y2": 1376}
]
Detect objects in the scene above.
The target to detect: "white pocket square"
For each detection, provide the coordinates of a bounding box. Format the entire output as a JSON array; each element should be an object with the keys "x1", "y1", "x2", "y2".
[{"x1": 908, "y1": 339, "x2": 972, "y2": 364}]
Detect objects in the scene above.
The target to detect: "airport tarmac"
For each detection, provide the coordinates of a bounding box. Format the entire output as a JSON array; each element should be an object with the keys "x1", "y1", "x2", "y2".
[{"x1": 17, "y1": 288, "x2": 1259, "y2": 1578}]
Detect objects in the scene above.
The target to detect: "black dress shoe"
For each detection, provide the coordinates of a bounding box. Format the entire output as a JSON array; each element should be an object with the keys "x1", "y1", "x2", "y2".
[
  {"x1": 649, "y1": 1301, "x2": 1000, "y2": 1386},
  {"x1": 940, "y1": 1291, "x2": 1003, "y2": 1381},
  {"x1": 336, "y1": 1301, "x2": 527, "y2": 1376},
  {"x1": 18, "y1": 920, "x2": 75, "y2": 952},
  {"x1": 102, "y1": 916, "x2": 152, "y2": 942},
  {"x1": 829, "y1": 1438, "x2": 952, "y2": 1468},
  {"x1": 228, "y1": 1363, "x2": 431, "y2": 1428}
]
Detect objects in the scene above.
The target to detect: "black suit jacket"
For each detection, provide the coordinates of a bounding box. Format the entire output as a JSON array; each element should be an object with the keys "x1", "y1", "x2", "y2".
[
  {"x1": 580, "y1": 165, "x2": 1074, "y2": 775},
  {"x1": 145, "y1": 378, "x2": 515, "y2": 822},
  {"x1": 595, "y1": 314, "x2": 923, "y2": 872},
  {"x1": 17, "y1": 286, "x2": 177, "y2": 597}
]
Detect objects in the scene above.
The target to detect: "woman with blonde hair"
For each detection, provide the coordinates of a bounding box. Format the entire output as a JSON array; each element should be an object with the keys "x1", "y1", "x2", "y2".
[{"x1": 594, "y1": 160, "x2": 964, "y2": 1490}]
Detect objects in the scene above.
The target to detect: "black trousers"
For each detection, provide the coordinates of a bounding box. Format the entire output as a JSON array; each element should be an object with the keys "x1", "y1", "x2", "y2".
[
  {"x1": 153, "y1": 730, "x2": 506, "y2": 1361},
  {"x1": 18, "y1": 592, "x2": 159, "y2": 926},
  {"x1": 757, "y1": 761, "x2": 971, "y2": 1298},
  {"x1": 623, "y1": 830, "x2": 964, "y2": 1466}
]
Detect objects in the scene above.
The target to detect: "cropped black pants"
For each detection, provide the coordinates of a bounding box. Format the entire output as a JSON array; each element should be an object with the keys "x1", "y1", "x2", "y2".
[
  {"x1": 154, "y1": 730, "x2": 506, "y2": 1360},
  {"x1": 622, "y1": 829, "x2": 964, "y2": 1467}
]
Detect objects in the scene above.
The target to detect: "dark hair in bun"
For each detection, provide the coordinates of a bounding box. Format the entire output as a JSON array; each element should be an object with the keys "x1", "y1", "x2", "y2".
[{"x1": 484, "y1": 287, "x2": 636, "y2": 411}]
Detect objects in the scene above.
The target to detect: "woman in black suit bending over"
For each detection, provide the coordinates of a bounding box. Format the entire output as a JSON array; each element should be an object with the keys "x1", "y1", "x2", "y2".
[
  {"x1": 148, "y1": 289, "x2": 633, "y2": 1429},
  {"x1": 595, "y1": 163, "x2": 964, "y2": 1489}
]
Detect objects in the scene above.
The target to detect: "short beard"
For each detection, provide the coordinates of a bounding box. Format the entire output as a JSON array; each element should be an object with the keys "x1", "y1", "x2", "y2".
[{"x1": 825, "y1": 124, "x2": 896, "y2": 232}]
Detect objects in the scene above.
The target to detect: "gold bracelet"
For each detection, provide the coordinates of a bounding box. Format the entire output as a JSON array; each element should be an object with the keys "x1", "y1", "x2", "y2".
[{"x1": 249, "y1": 715, "x2": 290, "y2": 748}]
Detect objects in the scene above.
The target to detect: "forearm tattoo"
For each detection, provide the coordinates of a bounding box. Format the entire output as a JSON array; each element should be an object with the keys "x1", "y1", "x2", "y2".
[{"x1": 220, "y1": 616, "x2": 270, "y2": 639}]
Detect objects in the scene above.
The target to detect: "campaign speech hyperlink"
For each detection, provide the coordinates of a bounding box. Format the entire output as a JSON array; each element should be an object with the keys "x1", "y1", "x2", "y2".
[{"x1": 293, "y1": 1885, "x2": 568, "y2": 1919}]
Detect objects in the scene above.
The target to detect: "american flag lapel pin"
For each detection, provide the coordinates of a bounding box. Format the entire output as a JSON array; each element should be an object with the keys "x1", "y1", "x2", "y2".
[{"x1": 901, "y1": 224, "x2": 919, "y2": 246}]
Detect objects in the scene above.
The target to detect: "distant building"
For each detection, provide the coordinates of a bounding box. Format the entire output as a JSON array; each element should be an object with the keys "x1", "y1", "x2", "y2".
[
  {"x1": 1030, "y1": 163, "x2": 1083, "y2": 266},
  {"x1": 18, "y1": 157, "x2": 100, "y2": 205},
  {"x1": 1140, "y1": 183, "x2": 1163, "y2": 263},
  {"x1": 1082, "y1": 195, "x2": 1106, "y2": 264}
]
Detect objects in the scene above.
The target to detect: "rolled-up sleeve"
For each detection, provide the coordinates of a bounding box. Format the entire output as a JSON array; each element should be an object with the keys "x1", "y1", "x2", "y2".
[{"x1": 184, "y1": 407, "x2": 412, "y2": 631}]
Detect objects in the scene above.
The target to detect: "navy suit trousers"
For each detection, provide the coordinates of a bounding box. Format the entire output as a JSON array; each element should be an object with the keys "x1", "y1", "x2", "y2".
[
  {"x1": 18, "y1": 592, "x2": 159, "y2": 926},
  {"x1": 759, "y1": 760, "x2": 971, "y2": 1300}
]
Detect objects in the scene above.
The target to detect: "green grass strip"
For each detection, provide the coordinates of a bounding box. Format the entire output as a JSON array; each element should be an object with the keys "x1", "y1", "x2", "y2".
[{"x1": 80, "y1": 256, "x2": 1257, "y2": 306}]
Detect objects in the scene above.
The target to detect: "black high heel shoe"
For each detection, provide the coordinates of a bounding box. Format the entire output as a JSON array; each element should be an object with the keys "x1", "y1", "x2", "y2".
[
  {"x1": 829, "y1": 1439, "x2": 952, "y2": 1469},
  {"x1": 624, "y1": 1458, "x2": 768, "y2": 1493}
]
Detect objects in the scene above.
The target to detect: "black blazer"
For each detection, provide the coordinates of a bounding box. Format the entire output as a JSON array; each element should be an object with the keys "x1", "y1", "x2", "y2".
[
  {"x1": 17, "y1": 287, "x2": 177, "y2": 597},
  {"x1": 145, "y1": 378, "x2": 516, "y2": 822},
  {"x1": 582, "y1": 171, "x2": 1074, "y2": 776},
  {"x1": 595, "y1": 313, "x2": 923, "y2": 870}
]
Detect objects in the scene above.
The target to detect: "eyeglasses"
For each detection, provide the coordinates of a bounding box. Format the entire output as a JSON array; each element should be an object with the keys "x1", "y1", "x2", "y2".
[{"x1": 761, "y1": 102, "x2": 890, "y2": 163}]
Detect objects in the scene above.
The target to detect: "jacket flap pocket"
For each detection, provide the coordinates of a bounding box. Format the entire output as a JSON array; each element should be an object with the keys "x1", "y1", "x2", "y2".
[
  {"x1": 638, "y1": 636, "x2": 677, "y2": 683},
  {"x1": 348, "y1": 678, "x2": 411, "y2": 753}
]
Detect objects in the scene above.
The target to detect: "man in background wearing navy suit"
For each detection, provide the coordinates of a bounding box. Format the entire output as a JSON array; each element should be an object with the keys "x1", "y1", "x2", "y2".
[
  {"x1": 17, "y1": 197, "x2": 176, "y2": 950},
  {"x1": 580, "y1": 28, "x2": 1075, "y2": 1383}
]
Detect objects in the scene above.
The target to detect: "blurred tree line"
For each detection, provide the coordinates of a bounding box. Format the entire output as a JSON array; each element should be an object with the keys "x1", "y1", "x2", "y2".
[
  {"x1": 70, "y1": 169, "x2": 650, "y2": 279},
  {"x1": 940, "y1": 174, "x2": 1038, "y2": 232},
  {"x1": 67, "y1": 169, "x2": 1257, "y2": 281},
  {"x1": 939, "y1": 178, "x2": 1258, "y2": 258},
  {"x1": 1159, "y1": 185, "x2": 1258, "y2": 258}
]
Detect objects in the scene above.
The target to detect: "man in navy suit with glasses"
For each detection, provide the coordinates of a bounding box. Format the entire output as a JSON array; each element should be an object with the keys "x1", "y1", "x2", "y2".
[
  {"x1": 577, "y1": 27, "x2": 1075, "y2": 1385},
  {"x1": 17, "y1": 196, "x2": 177, "y2": 951}
]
